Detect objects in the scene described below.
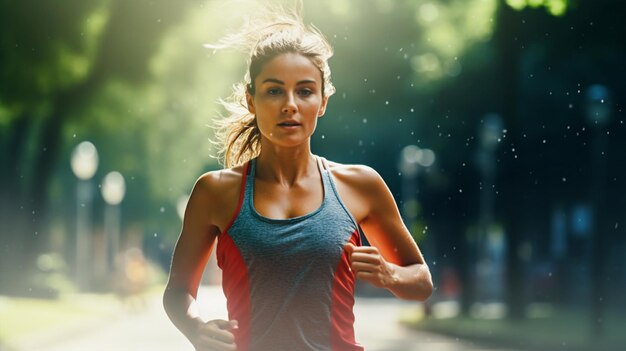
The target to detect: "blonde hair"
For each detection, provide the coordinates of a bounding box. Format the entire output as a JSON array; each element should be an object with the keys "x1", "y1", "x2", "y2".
[{"x1": 208, "y1": 7, "x2": 335, "y2": 168}]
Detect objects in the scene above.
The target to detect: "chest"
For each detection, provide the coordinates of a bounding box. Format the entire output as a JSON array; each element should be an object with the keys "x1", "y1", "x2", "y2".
[{"x1": 252, "y1": 178, "x2": 324, "y2": 220}]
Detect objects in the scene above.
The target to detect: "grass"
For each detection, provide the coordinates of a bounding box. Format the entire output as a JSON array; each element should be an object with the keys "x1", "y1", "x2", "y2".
[
  {"x1": 0, "y1": 292, "x2": 121, "y2": 346},
  {"x1": 403, "y1": 303, "x2": 626, "y2": 351}
]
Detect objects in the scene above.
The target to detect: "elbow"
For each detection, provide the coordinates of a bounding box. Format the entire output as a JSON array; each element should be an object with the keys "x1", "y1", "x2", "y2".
[
  {"x1": 391, "y1": 272, "x2": 433, "y2": 302},
  {"x1": 409, "y1": 268, "x2": 434, "y2": 302},
  {"x1": 416, "y1": 278, "x2": 433, "y2": 302}
]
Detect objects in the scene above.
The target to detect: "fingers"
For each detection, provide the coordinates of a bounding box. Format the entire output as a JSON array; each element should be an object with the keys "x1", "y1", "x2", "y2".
[
  {"x1": 344, "y1": 243, "x2": 392, "y2": 288},
  {"x1": 213, "y1": 319, "x2": 238, "y2": 331},
  {"x1": 344, "y1": 243, "x2": 379, "y2": 255},
  {"x1": 196, "y1": 319, "x2": 238, "y2": 351},
  {"x1": 344, "y1": 243, "x2": 355, "y2": 254}
]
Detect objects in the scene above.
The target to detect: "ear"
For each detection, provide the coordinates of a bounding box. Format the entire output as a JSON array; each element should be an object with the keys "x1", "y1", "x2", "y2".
[
  {"x1": 246, "y1": 89, "x2": 256, "y2": 115},
  {"x1": 317, "y1": 96, "x2": 329, "y2": 118}
]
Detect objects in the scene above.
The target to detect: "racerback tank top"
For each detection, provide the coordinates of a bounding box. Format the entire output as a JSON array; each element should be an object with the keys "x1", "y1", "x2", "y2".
[{"x1": 216, "y1": 156, "x2": 364, "y2": 351}]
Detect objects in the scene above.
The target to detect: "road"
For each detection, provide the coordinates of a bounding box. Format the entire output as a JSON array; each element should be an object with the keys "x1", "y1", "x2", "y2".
[{"x1": 18, "y1": 286, "x2": 516, "y2": 351}]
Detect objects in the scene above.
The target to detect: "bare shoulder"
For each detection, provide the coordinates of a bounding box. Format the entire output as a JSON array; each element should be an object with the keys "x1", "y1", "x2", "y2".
[
  {"x1": 190, "y1": 164, "x2": 246, "y2": 231},
  {"x1": 324, "y1": 160, "x2": 391, "y2": 223},
  {"x1": 195, "y1": 164, "x2": 245, "y2": 196},
  {"x1": 326, "y1": 160, "x2": 386, "y2": 191}
]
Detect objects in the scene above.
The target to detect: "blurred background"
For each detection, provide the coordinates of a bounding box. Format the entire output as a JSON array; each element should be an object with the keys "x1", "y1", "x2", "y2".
[{"x1": 1, "y1": 0, "x2": 625, "y2": 350}]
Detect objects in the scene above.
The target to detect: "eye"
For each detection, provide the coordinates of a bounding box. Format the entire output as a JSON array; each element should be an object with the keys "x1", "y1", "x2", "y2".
[
  {"x1": 298, "y1": 89, "x2": 313, "y2": 97},
  {"x1": 267, "y1": 88, "x2": 282, "y2": 95}
]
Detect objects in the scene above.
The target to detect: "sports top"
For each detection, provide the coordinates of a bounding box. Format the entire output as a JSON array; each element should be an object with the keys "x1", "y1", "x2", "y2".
[{"x1": 216, "y1": 156, "x2": 364, "y2": 351}]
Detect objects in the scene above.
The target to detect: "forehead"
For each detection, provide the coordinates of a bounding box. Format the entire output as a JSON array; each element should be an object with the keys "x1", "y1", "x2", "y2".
[{"x1": 256, "y1": 53, "x2": 322, "y2": 83}]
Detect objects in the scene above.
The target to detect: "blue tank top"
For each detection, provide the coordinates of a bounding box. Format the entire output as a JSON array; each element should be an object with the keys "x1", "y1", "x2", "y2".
[{"x1": 216, "y1": 156, "x2": 364, "y2": 351}]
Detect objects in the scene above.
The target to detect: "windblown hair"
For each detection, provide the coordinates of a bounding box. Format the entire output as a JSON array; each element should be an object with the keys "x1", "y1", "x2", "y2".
[{"x1": 207, "y1": 7, "x2": 335, "y2": 168}]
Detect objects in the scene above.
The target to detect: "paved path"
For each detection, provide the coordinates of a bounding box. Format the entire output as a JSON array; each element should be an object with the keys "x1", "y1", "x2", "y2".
[{"x1": 18, "y1": 286, "x2": 516, "y2": 351}]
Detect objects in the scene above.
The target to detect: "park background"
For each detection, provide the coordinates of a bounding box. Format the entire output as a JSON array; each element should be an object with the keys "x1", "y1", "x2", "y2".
[{"x1": 1, "y1": 0, "x2": 625, "y2": 350}]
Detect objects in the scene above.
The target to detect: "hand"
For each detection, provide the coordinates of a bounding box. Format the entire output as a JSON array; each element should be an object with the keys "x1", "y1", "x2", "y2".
[
  {"x1": 345, "y1": 243, "x2": 396, "y2": 289},
  {"x1": 193, "y1": 319, "x2": 238, "y2": 351}
]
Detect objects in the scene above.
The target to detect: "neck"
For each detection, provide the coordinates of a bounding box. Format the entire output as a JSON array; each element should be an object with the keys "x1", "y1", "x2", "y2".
[{"x1": 256, "y1": 142, "x2": 316, "y2": 186}]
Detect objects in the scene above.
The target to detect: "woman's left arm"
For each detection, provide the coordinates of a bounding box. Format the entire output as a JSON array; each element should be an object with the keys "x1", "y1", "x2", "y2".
[{"x1": 347, "y1": 166, "x2": 433, "y2": 301}]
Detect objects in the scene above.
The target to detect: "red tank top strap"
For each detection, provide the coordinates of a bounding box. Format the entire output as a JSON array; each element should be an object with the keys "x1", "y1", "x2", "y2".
[{"x1": 222, "y1": 160, "x2": 250, "y2": 234}]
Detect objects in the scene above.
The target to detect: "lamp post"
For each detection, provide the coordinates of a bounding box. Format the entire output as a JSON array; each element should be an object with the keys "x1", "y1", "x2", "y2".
[
  {"x1": 101, "y1": 171, "x2": 126, "y2": 274},
  {"x1": 398, "y1": 145, "x2": 435, "y2": 238},
  {"x1": 70, "y1": 141, "x2": 99, "y2": 291},
  {"x1": 585, "y1": 84, "x2": 611, "y2": 338}
]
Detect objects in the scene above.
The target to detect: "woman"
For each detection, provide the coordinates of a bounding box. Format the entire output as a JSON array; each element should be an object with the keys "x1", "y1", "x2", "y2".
[{"x1": 163, "y1": 9, "x2": 432, "y2": 351}]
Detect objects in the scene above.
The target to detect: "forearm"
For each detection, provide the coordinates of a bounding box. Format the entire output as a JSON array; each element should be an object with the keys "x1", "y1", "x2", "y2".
[
  {"x1": 385, "y1": 262, "x2": 433, "y2": 301},
  {"x1": 163, "y1": 286, "x2": 205, "y2": 344}
]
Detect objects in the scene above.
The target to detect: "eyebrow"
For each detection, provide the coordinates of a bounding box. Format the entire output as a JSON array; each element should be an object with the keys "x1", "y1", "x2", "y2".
[{"x1": 261, "y1": 78, "x2": 317, "y2": 85}]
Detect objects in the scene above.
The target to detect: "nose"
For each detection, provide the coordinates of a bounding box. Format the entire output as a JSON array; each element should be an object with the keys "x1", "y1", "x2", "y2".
[{"x1": 281, "y1": 93, "x2": 297, "y2": 114}]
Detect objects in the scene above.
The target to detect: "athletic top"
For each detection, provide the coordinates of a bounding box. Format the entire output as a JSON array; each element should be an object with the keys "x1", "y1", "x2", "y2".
[{"x1": 216, "y1": 156, "x2": 364, "y2": 351}]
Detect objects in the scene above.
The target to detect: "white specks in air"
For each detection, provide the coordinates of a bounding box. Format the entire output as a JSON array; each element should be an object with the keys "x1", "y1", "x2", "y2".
[
  {"x1": 410, "y1": 108, "x2": 414, "y2": 113},
  {"x1": 562, "y1": 177, "x2": 567, "y2": 182},
  {"x1": 160, "y1": 207, "x2": 165, "y2": 213},
  {"x1": 154, "y1": 233, "x2": 158, "y2": 237},
  {"x1": 362, "y1": 118, "x2": 367, "y2": 124},
  {"x1": 321, "y1": 135, "x2": 325, "y2": 139}
]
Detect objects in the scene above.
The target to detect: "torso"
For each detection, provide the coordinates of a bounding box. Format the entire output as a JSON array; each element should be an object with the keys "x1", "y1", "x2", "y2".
[
  {"x1": 214, "y1": 157, "x2": 365, "y2": 350},
  {"x1": 207, "y1": 159, "x2": 370, "y2": 234}
]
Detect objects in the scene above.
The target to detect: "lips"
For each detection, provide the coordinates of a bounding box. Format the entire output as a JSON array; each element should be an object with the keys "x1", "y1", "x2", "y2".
[{"x1": 277, "y1": 120, "x2": 301, "y2": 127}]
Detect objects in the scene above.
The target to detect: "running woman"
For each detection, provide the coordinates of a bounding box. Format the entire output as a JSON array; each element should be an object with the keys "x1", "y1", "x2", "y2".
[{"x1": 163, "y1": 8, "x2": 432, "y2": 351}]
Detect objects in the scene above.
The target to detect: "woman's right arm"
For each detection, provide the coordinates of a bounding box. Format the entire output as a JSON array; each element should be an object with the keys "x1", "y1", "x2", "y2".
[{"x1": 163, "y1": 173, "x2": 237, "y2": 351}]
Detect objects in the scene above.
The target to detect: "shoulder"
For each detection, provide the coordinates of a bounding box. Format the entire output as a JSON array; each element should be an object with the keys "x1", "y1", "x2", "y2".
[
  {"x1": 195, "y1": 164, "x2": 246, "y2": 196},
  {"x1": 187, "y1": 164, "x2": 247, "y2": 230},
  {"x1": 192, "y1": 166, "x2": 244, "y2": 205},
  {"x1": 323, "y1": 159, "x2": 393, "y2": 222},
  {"x1": 326, "y1": 160, "x2": 386, "y2": 191}
]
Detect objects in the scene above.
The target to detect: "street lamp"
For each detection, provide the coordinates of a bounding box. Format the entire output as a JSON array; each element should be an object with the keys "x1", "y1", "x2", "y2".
[
  {"x1": 585, "y1": 84, "x2": 612, "y2": 338},
  {"x1": 398, "y1": 145, "x2": 435, "y2": 230},
  {"x1": 101, "y1": 171, "x2": 126, "y2": 274},
  {"x1": 70, "y1": 141, "x2": 99, "y2": 291}
]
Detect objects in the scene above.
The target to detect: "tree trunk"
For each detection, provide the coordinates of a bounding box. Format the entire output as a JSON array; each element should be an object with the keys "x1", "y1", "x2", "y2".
[{"x1": 493, "y1": 0, "x2": 525, "y2": 321}]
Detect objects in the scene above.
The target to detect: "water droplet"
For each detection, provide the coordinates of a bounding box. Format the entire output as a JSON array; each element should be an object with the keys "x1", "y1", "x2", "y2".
[
  {"x1": 160, "y1": 207, "x2": 165, "y2": 213},
  {"x1": 321, "y1": 135, "x2": 325, "y2": 139},
  {"x1": 385, "y1": 100, "x2": 389, "y2": 105},
  {"x1": 362, "y1": 118, "x2": 367, "y2": 124},
  {"x1": 154, "y1": 233, "x2": 158, "y2": 237}
]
